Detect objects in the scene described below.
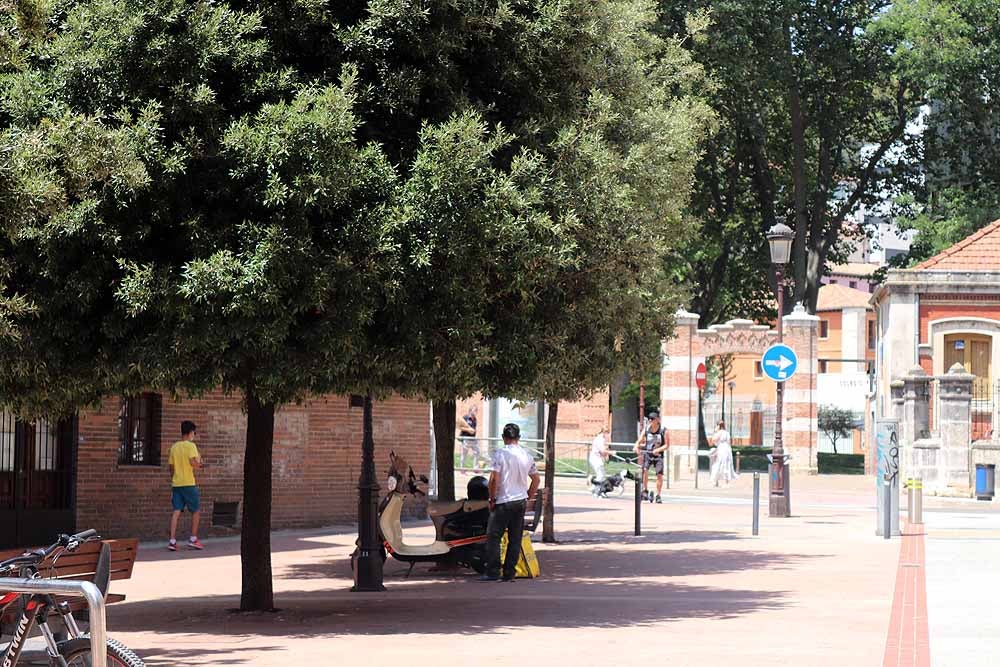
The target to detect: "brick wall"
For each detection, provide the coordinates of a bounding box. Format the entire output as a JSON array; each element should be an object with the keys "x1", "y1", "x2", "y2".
[{"x1": 76, "y1": 392, "x2": 430, "y2": 542}]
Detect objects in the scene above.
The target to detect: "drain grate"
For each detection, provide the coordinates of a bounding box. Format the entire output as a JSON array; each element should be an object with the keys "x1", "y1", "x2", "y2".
[{"x1": 212, "y1": 501, "x2": 239, "y2": 528}]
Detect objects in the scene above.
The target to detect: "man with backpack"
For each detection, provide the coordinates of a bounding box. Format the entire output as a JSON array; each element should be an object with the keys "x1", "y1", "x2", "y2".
[{"x1": 634, "y1": 411, "x2": 669, "y2": 503}]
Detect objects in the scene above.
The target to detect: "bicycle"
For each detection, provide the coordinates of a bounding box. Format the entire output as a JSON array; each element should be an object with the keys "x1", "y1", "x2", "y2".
[{"x1": 0, "y1": 529, "x2": 144, "y2": 666}]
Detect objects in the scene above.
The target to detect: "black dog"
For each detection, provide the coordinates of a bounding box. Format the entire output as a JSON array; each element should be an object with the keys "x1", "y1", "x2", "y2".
[{"x1": 590, "y1": 469, "x2": 635, "y2": 498}]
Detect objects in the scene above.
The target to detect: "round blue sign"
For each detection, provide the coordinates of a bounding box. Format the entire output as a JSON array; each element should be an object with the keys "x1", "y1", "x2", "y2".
[{"x1": 761, "y1": 344, "x2": 798, "y2": 382}]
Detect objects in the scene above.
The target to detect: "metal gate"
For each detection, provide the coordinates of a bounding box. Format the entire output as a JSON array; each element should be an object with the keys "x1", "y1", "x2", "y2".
[{"x1": 0, "y1": 412, "x2": 76, "y2": 548}]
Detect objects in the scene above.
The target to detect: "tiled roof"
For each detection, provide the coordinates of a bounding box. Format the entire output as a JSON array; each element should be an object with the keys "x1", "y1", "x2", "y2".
[
  {"x1": 915, "y1": 218, "x2": 1000, "y2": 270},
  {"x1": 828, "y1": 263, "x2": 878, "y2": 277},
  {"x1": 816, "y1": 284, "x2": 873, "y2": 311}
]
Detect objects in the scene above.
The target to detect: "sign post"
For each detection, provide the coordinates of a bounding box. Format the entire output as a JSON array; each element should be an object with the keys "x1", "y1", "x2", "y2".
[
  {"x1": 760, "y1": 344, "x2": 798, "y2": 382},
  {"x1": 875, "y1": 419, "x2": 900, "y2": 537},
  {"x1": 761, "y1": 344, "x2": 797, "y2": 517},
  {"x1": 695, "y1": 362, "x2": 707, "y2": 391},
  {"x1": 694, "y1": 362, "x2": 707, "y2": 489}
]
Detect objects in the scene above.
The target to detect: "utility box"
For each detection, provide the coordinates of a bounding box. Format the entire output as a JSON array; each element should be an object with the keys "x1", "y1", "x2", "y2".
[{"x1": 975, "y1": 464, "x2": 996, "y2": 501}]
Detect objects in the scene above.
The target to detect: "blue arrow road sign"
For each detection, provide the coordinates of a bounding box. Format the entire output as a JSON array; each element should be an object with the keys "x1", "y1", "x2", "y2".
[{"x1": 761, "y1": 344, "x2": 798, "y2": 382}]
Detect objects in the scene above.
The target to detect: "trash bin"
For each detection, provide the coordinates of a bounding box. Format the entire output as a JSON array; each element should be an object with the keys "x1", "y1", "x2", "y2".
[{"x1": 975, "y1": 464, "x2": 996, "y2": 501}]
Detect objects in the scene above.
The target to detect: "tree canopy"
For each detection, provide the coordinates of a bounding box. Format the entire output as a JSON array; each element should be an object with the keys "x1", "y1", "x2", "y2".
[
  {"x1": 2, "y1": 0, "x2": 713, "y2": 604},
  {"x1": 659, "y1": 0, "x2": 929, "y2": 317},
  {"x1": 880, "y1": 0, "x2": 1000, "y2": 265}
]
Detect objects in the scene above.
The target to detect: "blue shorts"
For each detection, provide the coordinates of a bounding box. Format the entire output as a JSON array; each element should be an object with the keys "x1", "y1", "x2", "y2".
[{"x1": 172, "y1": 486, "x2": 200, "y2": 512}]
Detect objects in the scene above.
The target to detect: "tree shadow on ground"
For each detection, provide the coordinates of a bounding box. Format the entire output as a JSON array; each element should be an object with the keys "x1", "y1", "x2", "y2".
[
  {"x1": 110, "y1": 538, "x2": 811, "y2": 650},
  {"x1": 110, "y1": 576, "x2": 788, "y2": 644},
  {"x1": 134, "y1": 646, "x2": 283, "y2": 667},
  {"x1": 135, "y1": 529, "x2": 359, "y2": 564},
  {"x1": 551, "y1": 529, "x2": 745, "y2": 545}
]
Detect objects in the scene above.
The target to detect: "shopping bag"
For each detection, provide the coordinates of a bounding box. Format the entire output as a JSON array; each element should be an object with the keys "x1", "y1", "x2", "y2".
[
  {"x1": 500, "y1": 531, "x2": 540, "y2": 578},
  {"x1": 516, "y1": 534, "x2": 540, "y2": 578}
]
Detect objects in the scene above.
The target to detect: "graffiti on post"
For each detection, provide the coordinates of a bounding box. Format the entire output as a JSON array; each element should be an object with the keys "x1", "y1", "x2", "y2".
[{"x1": 885, "y1": 430, "x2": 899, "y2": 484}]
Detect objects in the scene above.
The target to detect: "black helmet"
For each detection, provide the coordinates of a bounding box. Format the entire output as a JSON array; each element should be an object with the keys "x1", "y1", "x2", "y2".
[
  {"x1": 467, "y1": 475, "x2": 489, "y2": 500},
  {"x1": 502, "y1": 423, "x2": 520, "y2": 440}
]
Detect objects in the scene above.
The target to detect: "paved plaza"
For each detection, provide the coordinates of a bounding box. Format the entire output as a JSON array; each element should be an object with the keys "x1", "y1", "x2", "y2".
[{"x1": 104, "y1": 474, "x2": 996, "y2": 666}]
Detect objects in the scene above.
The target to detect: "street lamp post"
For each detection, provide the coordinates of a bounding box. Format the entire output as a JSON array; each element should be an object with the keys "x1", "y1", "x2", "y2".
[
  {"x1": 352, "y1": 393, "x2": 385, "y2": 591},
  {"x1": 767, "y1": 219, "x2": 794, "y2": 518},
  {"x1": 727, "y1": 380, "x2": 735, "y2": 433}
]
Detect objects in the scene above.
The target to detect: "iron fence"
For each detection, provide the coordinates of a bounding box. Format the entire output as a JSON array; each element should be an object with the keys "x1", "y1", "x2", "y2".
[
  {"x1": 456, "y1": 436, "x2": 639, "y2": 478},
  {"x1": 971, "y1": 379, "x2": 996, "y2": 441}
]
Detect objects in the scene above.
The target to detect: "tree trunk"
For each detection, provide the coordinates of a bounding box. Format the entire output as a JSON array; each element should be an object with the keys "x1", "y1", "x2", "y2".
[
  {"x1": 432, "y1": 400, "x2": 457, "y2": 502},
  {"x1": 240, "y1": 391, "x2": 275, "y2": 612},
  {"x1": 542, "y1": 401, "x2": 558, "y2": 543}
]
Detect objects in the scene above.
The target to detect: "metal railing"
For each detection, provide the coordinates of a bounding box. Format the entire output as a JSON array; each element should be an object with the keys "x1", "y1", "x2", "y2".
[
  {"x1": 0, "y1": 578, "x2": 106, "y2": 663},
  {"x1": 456, "y1": 436, "x2": 639, "y2": 478}
]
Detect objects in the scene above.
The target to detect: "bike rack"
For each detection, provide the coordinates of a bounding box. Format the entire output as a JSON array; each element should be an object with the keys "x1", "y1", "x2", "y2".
[{"x1": 0, "y1": 577, "x2": 106, "y2": 664}]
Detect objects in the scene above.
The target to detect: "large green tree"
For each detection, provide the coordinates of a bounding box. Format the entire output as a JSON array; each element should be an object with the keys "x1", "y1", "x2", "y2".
[
  {"x1": 879, "y1": 0, "x2": 1000, "y2": 264},
  {"x1": 660, "y1": 1, "x2": 926, "y2": 315},
  {"x1": 2, "y1": 0, "x2": 713, "y2": 607}
]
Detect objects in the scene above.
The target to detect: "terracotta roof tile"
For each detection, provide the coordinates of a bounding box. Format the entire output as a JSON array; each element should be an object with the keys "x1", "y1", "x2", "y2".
[
  {"x1": 816, "y1": 284, "x2": 873, "y2": 311},
  {"x1": 914, "y1": 218, "x2": 1000, "y2": 270}
]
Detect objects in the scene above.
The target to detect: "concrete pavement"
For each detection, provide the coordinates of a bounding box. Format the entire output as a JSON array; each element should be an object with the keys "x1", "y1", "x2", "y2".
[
  {"x1": 924, "y1": 508, "x2": 1000, "y2": 666},
  {"x1": 98, "y1": 474, "x2": 996, "y2": 666}
]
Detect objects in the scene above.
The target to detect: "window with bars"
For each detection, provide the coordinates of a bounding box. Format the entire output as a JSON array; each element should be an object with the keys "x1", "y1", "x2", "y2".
[
  {"x1": 0, "y1": 411, "x2": 15, "y2": 472},
  {"x1": 118, "y1": 394, "x2": 162, "y2": 465}
]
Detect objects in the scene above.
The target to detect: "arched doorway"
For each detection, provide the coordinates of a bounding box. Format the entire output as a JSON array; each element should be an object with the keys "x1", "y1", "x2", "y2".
[{"x1": 661, "y1": 306, "x2": 820, "y2": 472}]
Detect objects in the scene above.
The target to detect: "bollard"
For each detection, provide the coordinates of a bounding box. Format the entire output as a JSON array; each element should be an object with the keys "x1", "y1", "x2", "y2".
[
  {"x1": 752, "y1": 472, "x2": 760, "y2": 536},
  {"x1": 883, "y1": 477, "x2": 891, "y2": 540},
  {"x1": 736, "y1": 451, "x2": 742, "y2": 473},
  {"x1": 634, "y1": 472, "x2": 642, "y2": 536},
  {"x1": 913, "y1": 477, "x2": 923, "y2": 525},
  {"x1": 907, "y1": 478, "x2": 914, "y2": 523}
]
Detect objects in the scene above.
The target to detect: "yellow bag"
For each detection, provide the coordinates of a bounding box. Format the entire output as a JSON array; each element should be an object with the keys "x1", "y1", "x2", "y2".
[{"x1": 499, "y1": 531, "x2": 541, "y2": 578}]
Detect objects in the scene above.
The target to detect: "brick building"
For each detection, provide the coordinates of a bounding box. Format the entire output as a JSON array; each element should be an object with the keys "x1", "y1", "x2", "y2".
[
  {"x1": 1, "y1": 392, "x2": 430, "y2": 548},
  {"x1": 874, "y1": 218, "x2": 1000, "y2": 494}
]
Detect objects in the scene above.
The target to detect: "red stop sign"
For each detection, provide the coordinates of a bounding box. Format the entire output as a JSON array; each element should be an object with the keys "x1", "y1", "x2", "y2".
[{"x1": 695, "y1": 362, "x2": 707, "y2": 390}]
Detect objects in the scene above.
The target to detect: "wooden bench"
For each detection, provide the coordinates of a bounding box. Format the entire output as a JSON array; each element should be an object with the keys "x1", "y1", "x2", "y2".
[{"x1": 0, "y1": 538, "x2": 138, "y2": 622}]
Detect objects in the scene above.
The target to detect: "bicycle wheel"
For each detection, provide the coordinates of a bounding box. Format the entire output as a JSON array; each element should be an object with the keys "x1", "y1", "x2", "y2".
[{"x1": 57, "y1": 636, "x2": 145, "y2": 666}]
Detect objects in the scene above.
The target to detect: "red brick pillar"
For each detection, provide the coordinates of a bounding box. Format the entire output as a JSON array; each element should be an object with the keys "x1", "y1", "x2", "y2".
[
  {"x1": 783, "y1": 305, "x2": 819, "y2": 472},
  {"x1": 662, "y1": 310, "x2": 702, "y2": 458}
]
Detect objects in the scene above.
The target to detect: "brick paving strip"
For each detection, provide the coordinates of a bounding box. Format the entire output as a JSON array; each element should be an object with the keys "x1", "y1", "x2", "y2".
[{"x1": 883, "y1": 521, "x2": 930, "y2": 667}]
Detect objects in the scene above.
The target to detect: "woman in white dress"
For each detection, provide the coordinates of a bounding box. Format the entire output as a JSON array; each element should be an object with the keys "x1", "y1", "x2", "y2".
[
  {"x1": 589, "y1": 427, "x2": 611, "y2": 486},
  {"x1": 709, "y1": 420, "x2": 737, "y2": 487}
]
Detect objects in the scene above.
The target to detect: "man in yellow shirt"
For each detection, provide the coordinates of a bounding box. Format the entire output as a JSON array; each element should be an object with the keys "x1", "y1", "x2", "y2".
[{"x1": 168, "y1": 420, "x2": 205, "y2": 551}]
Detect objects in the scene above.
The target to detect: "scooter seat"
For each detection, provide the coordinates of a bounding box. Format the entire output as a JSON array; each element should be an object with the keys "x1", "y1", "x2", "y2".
[
  {"x1": 392, "y1": 540, "x2": 452, "y2": 557},
  {"x1": 428, "y1": 500, "x2": 465, "y2": 517}
]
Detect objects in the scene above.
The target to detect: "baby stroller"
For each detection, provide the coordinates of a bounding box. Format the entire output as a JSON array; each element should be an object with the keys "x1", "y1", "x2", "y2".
[{"x1": 589, "y1": 469, "x2": 635, "y2": 498}]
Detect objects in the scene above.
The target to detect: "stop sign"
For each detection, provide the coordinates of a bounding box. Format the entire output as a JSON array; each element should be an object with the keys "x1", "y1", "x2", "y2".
[{"x1": 695, "y1": 362, "x2": 707, "y2": 390}]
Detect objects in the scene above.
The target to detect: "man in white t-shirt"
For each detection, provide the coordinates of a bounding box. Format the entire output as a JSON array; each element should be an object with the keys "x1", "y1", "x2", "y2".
[{"x1": 482, "y1": 423, "x2": 540, "y2": 582}]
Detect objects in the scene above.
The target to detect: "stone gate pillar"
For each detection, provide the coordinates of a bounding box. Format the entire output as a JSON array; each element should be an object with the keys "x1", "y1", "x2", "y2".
[
  {"x1": 783, "y1": 305, "x2": 819, "y2": 472},
  {"x1": 937, "y1": 363, "x2": 974, "y2": 494},
  {"x1": 662, "y1": 309, "x2": 701, "y2": 453}
]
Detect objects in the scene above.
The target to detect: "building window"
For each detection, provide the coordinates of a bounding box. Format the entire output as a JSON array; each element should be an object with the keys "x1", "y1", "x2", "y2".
[
  {"x1": 0, "y1": 411, "x2": 15, "y2": 472},
  {"x1": 819, "y1": 320, "x2": 829, "y2": 339},
  {"x1": 867, "y1": 320, "x2": 876, "y2": 350},
  {"x1": 754, "y1": 361, "x2": 763, "y2": 379},
  {"x1": 849, "y1": 280, "x2": 857, "y2": 289},
  {"x1": 819, "y1": 360, "x2": 829, "y2": 373},
  {"x1": 118, "y1": 393, "x2": 162, "y2": 465}
]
